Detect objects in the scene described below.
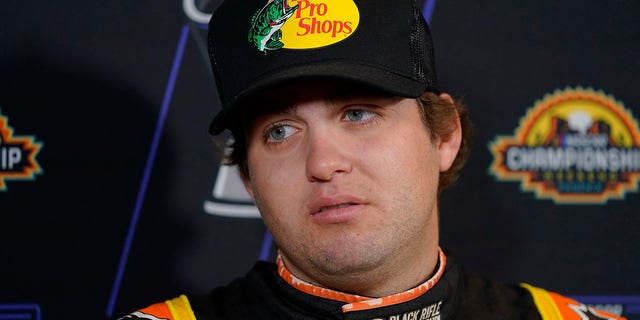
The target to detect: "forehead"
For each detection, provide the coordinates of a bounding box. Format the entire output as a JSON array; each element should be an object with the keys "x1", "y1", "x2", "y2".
[{"x1": 240, "y1": 78, "x2": 396, "y2": 120}]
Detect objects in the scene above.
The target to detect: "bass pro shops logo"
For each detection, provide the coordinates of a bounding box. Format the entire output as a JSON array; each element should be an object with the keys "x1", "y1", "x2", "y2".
[
  {"x1": 0, "y1": 110, "x2": 43, "y2": 191},
  {"x1": 249, "y1": 0, "x2": 359, "y2": 52},
  {"x1": 489, "y1": 87, "x2": 640, "y2": 204}
]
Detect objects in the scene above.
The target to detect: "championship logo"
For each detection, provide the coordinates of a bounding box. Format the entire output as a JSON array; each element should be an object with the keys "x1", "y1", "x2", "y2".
[
  {"x1": 249, "y1": 0, "x2": 360, "y2": 52},
  {"x1": 0, "y1": 110, "x2": 43, "y2": 191},
  {"x1": 488, "y1": 87, "x2": 640, "y2": 204}
]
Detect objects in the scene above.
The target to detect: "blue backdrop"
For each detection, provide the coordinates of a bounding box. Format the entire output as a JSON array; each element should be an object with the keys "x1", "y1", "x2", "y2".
[{"x1": 1, "y1": 1, "x2": 638, "y2": 319}]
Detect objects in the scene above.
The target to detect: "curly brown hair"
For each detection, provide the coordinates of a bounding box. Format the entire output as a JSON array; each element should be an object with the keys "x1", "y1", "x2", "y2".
[
  {"x1": 417, "y1": 92, "x2": 473, "y2": 193},
  {"x1": 224, "y1": 90, "x2": 472, "y2": 194}
]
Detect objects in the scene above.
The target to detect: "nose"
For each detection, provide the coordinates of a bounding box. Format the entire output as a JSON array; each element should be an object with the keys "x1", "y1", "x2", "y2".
[{"x1": 305, "y1": 129, "x2": 352, "y2": 182}]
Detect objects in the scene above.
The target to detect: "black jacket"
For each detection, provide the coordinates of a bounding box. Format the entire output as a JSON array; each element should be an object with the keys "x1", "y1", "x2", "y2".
[{"x1": 119, "y1": 258, "x2": 625, "y2": 320}]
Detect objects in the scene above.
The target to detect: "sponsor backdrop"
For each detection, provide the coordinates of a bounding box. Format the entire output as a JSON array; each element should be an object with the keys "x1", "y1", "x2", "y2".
[{"x1": 1, "y1": 0, "x2": 638, "y2": 319}]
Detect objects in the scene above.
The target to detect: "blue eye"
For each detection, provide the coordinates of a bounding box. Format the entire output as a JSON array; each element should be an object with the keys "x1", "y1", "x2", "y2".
[
  {"x1": 345, "y1": 109, "x2": 376, "y2": 122},
  {"x1": 268, "y1": 125, "x2": 296, "y2": 141}
]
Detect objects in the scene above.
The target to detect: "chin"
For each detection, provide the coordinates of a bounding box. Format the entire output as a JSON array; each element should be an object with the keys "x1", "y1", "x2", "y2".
[{"x1": 314, "y1": 245, "x2": 387, "y2": 276}]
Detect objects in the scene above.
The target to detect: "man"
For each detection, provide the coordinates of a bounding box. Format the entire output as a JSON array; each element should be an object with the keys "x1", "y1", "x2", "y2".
[{"x1": 120, "y1": 0, "x2": 625, "y2": 319}]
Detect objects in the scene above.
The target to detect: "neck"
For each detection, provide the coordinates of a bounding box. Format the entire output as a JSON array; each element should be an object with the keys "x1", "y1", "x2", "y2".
[
  {"x1": 280, "y1": 222, "x2": 440, "y2": 297},
  {"x1": 279, "y1": 203, "x2": 441, "y2": 297},
  {"x1": 277, "y1": 248, "x2": 446, "y2": 312}
]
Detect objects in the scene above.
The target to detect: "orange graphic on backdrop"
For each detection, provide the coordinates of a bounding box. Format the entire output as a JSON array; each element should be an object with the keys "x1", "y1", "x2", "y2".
[
  {"x1": 0, "y1": 111, "x2": 43, "y2": 191},
  {"x1": 488, "y1": 87, "x2": 640, "y2": 204}
]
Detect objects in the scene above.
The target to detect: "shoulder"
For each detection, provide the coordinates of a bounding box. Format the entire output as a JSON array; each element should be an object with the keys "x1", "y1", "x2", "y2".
[
  {"x1": 520, "y1": 283, "x2": 626, "y2": 320},
  {"x1": 117, "y1": 295, "x2": 196, "y2": 320},
  {"x1": 456, "y1": 269, "x2": 542, "y2": 319},
  {"x1": 454, "y1": 267, "x2": 626, "y2": 320},
  {"x1": 117, "y1": 262, "x2": 280, "y2": 320},
  {"x1": 188, "y1": 261, "x2": 282, "y2": 318}
]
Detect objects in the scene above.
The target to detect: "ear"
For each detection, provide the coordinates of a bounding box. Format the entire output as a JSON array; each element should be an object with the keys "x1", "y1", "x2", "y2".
[
  {"x1": 437, "y1": 93, "x2": 462, "y2": 172},
  {"x1": 240, "y1": 171, "x2": 255, "y2": 200}
]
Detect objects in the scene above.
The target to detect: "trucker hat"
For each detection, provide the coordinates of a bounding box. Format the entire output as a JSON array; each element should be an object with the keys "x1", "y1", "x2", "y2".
[{"x1": 208, "y1": 0, "x2": 439, "y2": 134}]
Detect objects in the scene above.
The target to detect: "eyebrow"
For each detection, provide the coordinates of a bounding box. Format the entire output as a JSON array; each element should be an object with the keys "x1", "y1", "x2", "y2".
[{"x1": 243, "y1": 83, "x2": 397, "y2": 123}]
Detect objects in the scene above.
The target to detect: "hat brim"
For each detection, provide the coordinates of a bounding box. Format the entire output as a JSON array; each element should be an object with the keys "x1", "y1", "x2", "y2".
[{"x1": 209, "y1": 61, "x2": 433, "y2": 135}]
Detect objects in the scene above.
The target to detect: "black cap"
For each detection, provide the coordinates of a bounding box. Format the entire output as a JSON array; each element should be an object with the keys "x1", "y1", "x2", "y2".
[{"x1": 208, "y1": 0, "x2": 439, "y2": 134}]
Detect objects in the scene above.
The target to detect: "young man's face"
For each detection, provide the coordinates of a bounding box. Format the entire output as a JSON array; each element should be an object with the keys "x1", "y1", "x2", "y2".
[{"x1": 241, "y1": 81, "x2": 460, "y2": 294}]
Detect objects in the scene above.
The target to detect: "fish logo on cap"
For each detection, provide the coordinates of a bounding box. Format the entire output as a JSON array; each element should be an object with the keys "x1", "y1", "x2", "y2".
[{"x1": 248, "y1": 0, "x2": 299, "y2": 52}]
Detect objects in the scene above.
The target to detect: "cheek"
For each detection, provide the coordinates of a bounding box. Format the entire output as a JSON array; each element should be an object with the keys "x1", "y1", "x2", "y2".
[
  {"x1": 247, "y1": 149, "x2": 305, "y2": 215},
  {"x1": 248, "y1": 150, "x2": 302, "y2": 190},
  {"x1": 365, "y1": 126, "x2": 436, "y2": 167},
  {"x1": 370, "y1": 128, "x2": 440, "y2": 192}
]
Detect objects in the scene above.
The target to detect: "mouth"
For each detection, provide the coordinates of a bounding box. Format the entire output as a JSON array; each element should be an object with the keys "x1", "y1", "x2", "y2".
[
  {"x1": 311, "y1": 200, "x2": 364, "y2": 224},
  {"x1": 318, "y1": 203, "x2": 357, "y2": 213},
  {"x1": 309, "y1": 194, "x2": 367, "y2": 223}
]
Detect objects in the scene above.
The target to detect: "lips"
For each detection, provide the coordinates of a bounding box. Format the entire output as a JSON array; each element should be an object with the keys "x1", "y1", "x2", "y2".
[
  {"x1": 319, "y1": 203, "x2": 356, "y2": 212},
  {"x1": 310, "y1": 195, "x2": 366, "y2": 223}
]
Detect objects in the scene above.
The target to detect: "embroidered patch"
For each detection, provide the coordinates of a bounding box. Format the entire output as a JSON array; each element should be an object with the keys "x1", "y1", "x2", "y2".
[{"x1": 248, "y1": 0, "x2": 359, "y2": 52}]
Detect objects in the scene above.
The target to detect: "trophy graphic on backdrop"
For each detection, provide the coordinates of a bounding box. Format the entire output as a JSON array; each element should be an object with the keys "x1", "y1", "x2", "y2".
[{"x1": 203, "y1": 138, "x2": 260, "y2": 218}]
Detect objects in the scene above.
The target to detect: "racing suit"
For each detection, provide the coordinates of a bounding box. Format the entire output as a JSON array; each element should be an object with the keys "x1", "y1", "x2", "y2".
[{"x1": 119, "y1": 251, "x2": 625, "y2": 320}]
